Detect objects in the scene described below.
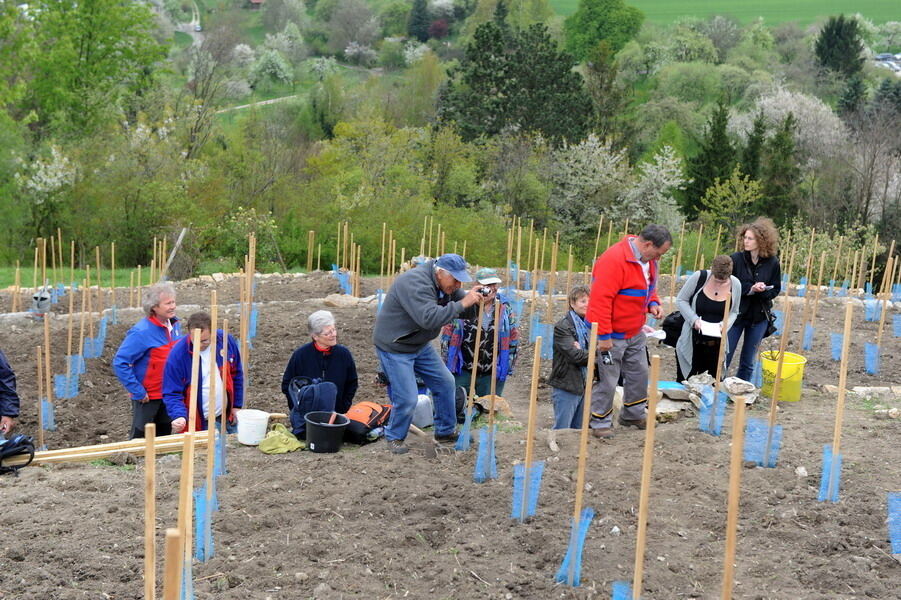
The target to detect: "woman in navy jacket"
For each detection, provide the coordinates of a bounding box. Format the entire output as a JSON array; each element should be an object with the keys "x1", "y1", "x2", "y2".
[
  {"x1": 281, "y1": 310, "x2": 358, "y2": 413},
  {"x1": 726, "y1": 217, "x2": 782, "y2": 381}
]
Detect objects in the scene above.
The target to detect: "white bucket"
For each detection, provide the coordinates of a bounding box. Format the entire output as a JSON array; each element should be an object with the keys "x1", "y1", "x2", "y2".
[
  {"x1": 412, "y1": 394, "x2": 434, "y2": 428},
  {"x1": 236, "y1": 409, "x2": 270, "y2": 445}
]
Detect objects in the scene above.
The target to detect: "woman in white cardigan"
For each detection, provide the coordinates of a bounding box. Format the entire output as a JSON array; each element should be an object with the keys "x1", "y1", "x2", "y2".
[{"x1": 675, "y1": 255, "x2": 741, "y2": 381}]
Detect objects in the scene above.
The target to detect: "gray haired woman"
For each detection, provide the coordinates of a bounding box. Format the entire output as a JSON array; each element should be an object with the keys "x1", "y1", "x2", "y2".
[
  {"x1": 675, "y1": 255, "x2": 741, "y2": 381},
  {"x1": 280, "y1": 310, "x2": 359, "y2": 413}
]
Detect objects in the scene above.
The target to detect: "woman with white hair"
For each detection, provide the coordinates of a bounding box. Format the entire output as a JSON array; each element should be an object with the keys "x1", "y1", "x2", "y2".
[
  {"x1": 114, "y1": 282, "x2": 182, "y2": 438},
  {"x1": 281, "y1": 310, "x2": 358, "y2": 413}
]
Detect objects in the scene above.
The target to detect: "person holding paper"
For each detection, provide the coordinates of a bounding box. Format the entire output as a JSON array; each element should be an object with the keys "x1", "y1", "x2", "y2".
[{"x1": 675, "y1": 255, "x2": 741, "y2": 382}]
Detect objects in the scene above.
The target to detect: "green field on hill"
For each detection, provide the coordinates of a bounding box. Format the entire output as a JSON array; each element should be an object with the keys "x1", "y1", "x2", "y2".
[{"x1": 549, "y1": 0, "x2": 898, "y2": 24}]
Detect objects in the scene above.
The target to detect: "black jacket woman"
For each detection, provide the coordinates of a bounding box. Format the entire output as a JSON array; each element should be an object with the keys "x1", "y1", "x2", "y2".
[
  {"x1": 548, "y1": 286, "x2": 595, "y2": 430},
  {"x1": 675, "y1": 255, "x2": 741, "y2": 382},
  {"x1": 726, "y1": 217, "x2": 782, "y2": 381}
]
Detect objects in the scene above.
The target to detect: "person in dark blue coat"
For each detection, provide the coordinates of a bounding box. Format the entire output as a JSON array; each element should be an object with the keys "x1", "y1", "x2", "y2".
[
  {"x1": 0, "y1": 349, "x2": 20, "y2": 436},
  {"x1": 281, "y1": 310, "x2": 359, "y2": 414}
]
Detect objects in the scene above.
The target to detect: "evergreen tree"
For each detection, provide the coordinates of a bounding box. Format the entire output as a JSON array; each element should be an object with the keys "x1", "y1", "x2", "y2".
[
  {"x1": 682, "y1": 100, "x2": 735, "y2": 219},
  {"x1": 407, "y1": 0, "x2": 431, "y2": 42},
  {"x1": 814, "y1": 15, "x2": 864, "y2": 77},
  {"x1": 583, "y1": 40, "x2": 633, "y2": 150},
  {"x1": 439, "y1": 20, "x2": 591, "y2": 142},
  {"x1": 758, "y1": 113, "x2": 800, "y2": 225},
  {"x1": 837, "y1": 76, "x2": 865, "y2": 117},
  {"x1": 871, "y1": 78, "x2": 901, "y2": 115},
  {"x1": 740, "y1": 112, "x2": 766, "y2": 181}
]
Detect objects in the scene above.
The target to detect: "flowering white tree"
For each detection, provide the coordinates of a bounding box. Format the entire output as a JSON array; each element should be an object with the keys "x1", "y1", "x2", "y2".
[
  {"x1": 622, "y1": 145, "x2": 687, "y2": 229},
  {"x1": 15, "y1": 145, "x2": 77, "y2": 235},
  {"x1": 231, "y1": 44, "x2": 256, "y2": 69}
]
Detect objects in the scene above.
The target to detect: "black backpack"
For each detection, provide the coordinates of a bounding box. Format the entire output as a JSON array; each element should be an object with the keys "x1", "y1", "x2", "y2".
[
  {"x1": 287, "y1": 377, "x2": 338, "y2": 439},
  {"x1": 660, "y1": 271, "x2": 708, "y2": 347},
  {"x1": 0, "y1": 434, "x2": 35, "y2": 476}
]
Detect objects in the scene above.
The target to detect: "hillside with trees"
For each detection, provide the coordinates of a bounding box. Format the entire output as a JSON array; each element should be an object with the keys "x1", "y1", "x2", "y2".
[{"x1": 1, "y1": 0, "x2": 899, "y2": 273}]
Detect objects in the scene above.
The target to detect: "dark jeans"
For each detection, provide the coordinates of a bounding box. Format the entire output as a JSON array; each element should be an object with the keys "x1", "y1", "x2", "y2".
[
  {"x1": 131, "y1": 399, "x2": 172, "y2": 439},
  {"x1": 726, "y1": 318, "x2": 768, "y2": 382}
]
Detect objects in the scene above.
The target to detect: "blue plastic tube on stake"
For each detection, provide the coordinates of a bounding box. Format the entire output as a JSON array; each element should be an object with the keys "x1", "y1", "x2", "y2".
[
  {"x1": 180, "y1": 561, "x2": 194, "y2": 600},
  {"x1": 611, "y1": 581, "x2": 632, "y2": 600},
  {"x1": 41, "y1": 399, "x2": 57, "y2": 431},
  {"x1": 864, "y1": 343, "x2": 879, "y2": 375},
  {"x1": 698, "y1": 386, "x2": 726, "y2": 436},
  {"x1": 893, "y1": 314, "x2": 901, "y2": 338},
  {"x1": 773, "y1": 310, "x2": 784, "y2": 336},
  {"x1": 797, "y1": 276, "x2": 808, "y2": 297},
  {"x1": 830, "y1": 334, "x2": 843, "y2": 361},
  {"x1": 802, "y1": 323, "x2": 814, "y2": 351},
  {"x1": 455, "y1": 407, "x2": 476, "y2": 451},
  {"x1": 864, "y1": 299, "x2": 880, "y2": 322},
  {"x1": 555, "y1": 507, "x2": 595, "y2": 587},
  {"x1": 888, "y1": 493, "x2": 901, "y2": 554},
  {"x1": 510, "y1": 461, "x2": 545, "y2": 521},
  {"x1": 827, "y1": 280, "x2": 835, "y2": 297},
  {"x1": 540, "y1": 324, "x2": 554, "y2": 360},
  {"x1": 473, "y1": 425, "x2": 498, "y2": 483},
  {"x1": 817, "y1": 444, "x2": 843, "y2": 503},
  {"x1": 742, "y1": 417, "x2": 782, "y2": 467}
]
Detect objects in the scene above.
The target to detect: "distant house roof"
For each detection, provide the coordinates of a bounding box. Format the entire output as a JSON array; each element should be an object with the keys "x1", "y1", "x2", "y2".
[{"x1": 249, "y1": 0, "x2": 264, "y2": 4}]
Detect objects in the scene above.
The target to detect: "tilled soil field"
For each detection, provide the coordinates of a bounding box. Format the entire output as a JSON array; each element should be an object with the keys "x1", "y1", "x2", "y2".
[{"x1": 0, "y1": 272, "x2": 899, "y2": 599}]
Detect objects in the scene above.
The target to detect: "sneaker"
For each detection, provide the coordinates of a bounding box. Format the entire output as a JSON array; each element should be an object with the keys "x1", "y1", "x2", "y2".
[
  {"x1": 387, "y1": 439, "x2": 409, "y2": 455},
  {"x1": 618, "y1": 417, "x2": 647, "y2": 430},
  {"x1": 591, "y1": 428, "x2": 614, "y2": 439},
  {"x1": 434, "y1": 431, "x2": 460, "y2": 444}
]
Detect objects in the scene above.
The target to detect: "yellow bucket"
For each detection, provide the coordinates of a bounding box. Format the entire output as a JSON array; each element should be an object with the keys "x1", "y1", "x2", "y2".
[{"x1": 760, "y1": 351, "x2": 807, "y2": 402}]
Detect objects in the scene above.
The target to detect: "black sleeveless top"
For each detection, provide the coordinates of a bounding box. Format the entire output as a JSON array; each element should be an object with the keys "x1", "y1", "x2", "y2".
[{"x1": 695, "y1": 292, "x2": 726, "y2": 324}]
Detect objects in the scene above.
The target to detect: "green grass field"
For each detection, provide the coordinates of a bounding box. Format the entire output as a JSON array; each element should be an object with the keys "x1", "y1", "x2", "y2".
[{"x1": 549, "y1": 0, "x2": 898, "y2": 24}]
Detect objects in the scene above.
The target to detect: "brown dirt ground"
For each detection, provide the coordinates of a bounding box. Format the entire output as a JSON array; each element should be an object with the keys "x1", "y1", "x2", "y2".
[{"x1": 1, "y1": 272, "x2": 899, "y2": 599}]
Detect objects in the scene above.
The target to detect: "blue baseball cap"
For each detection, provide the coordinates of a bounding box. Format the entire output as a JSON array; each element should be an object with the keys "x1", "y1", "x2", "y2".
[{"x1": 435, "y1": 253, "x2": 472, "y2": 282}]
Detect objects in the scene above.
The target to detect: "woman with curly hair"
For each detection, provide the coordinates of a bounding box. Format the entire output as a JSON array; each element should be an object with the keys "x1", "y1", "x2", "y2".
[{"x1": 726, "y1": 217, "x2": 782, "y2": 381}]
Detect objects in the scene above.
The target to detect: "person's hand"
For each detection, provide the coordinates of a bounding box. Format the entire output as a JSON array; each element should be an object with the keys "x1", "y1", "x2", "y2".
[
  {"x1": 648, "y1": 304, "x2": 664, "y2": 319},
  {"x1": 228, "y1": 407, "x2": 240, "y2": 423},
  {"x1": 572, "y1": 341, "x2": 581, "y2": 349},
  {"x1": 598, "y1": 338, "x2": 613, "y2": 352},
  {"x1": 139, "y1": 395, "x2": 150, "y2": 404},
  {"x1": 693, "y1": 318, "x2": 702, "y2": 331},
  {"x1": 751, "y1": 282, "x2": 767, "y2": 293},
  {"x1": 461, "y1": 285, "x2": 492, "y2": 308},
  {"x1": 0, "y1": 416, "x2": 15, "y2": 435},
  {"x1": 171, "y1": 418, "x2": 187, "y2": 434}
]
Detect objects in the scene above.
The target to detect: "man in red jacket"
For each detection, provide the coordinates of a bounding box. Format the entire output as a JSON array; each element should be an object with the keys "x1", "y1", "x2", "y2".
[{"x1": 586, "y1": 224, "x2": 671, "y2": 438}]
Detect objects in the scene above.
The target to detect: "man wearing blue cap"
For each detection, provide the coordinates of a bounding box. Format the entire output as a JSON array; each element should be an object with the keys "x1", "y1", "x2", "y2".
[{"x1": 373, "y1": 253, "x2": 494, "y2": 454}]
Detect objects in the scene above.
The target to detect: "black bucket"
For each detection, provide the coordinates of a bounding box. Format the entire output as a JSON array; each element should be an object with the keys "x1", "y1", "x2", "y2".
[{"x1": 304, "y1": 411, "x2": 349, "y2": 453}]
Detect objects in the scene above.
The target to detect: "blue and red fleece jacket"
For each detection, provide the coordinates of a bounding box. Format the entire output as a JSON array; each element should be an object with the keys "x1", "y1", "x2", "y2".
[
  {"x1": 162, "y1": 331, "x2": 244, "y2": 431},
  {"x1": 587, "y1": 236, "x2": 662, "y2": 341},
  {"x1": 114, "y1": 316, "x2": 182, "y2": 401}
]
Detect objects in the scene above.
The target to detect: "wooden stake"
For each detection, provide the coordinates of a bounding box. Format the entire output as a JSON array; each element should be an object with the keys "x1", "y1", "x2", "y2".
[
  {"x1": 487, "y1": 299, "x2": 502, "y2": 430},
  {"x1": 95, "y1": 246, "x2": 104, "y2": 316},
  {"x1": 875, "y1": 291, "x2": 890, "y2": 350},
  {"x1": 516, "y1": 219, "x2": 523, "y2": 287},
  {"x1": 111, "y1": 242, "x2": 116, "y2": 310},
  {"x1": 176, "y1": 431, "x2": 196, "y2": 573},
  {"x1": 41, "y1": 237, "x2": 47, "y2": 289},
  {"x1": 713, "y1": 224, "x2": 722, "y2": 259},
  {"x1": 606, "y1": 221, "x2": 614, "y2": 252},
  {"x1": 827, "y1": 301, "x2": 854, "y2": 499},
  {"x1": 505, "y1": 226, "x2": 513, "y2": 289},
  {"x1": 693, "y1": 223, "x2": 704, "y2": 272},
  {"x1": 77, "y1": 282, "x2": 87, "y2": 361},
  {"x1": 12, "y1": 262, "x2": 20, "y2": 312},
  {"x1": 130, "y1": 271, "x2": 135, "y2": 309},
  {"x1": 307, "y1": 230, "x2": 315, "y2": 272},
  {"x1": 380, "y1": 223, "x2": 386, "y2": 291},
  {"x1": 848, "y1": 250, "x2": 858, "y2": 292},
  {"x1": 571, "y1": 321, "x2": 599, "y2": 571},
  {"x1": 593, "y1": 215, "x2": 604, "y2": 261},
  {"x1": 830, "y1": 235, "x2": 844, "y2": 284},
  {"x1": 69, "y1": 240, "x2": 75, "y2": 287},
  {"x1": 868, "y1": 234, "x2": 880, "y2": 287},
  {"x1": 86, "y1": 266, "x2": 94, "y2": 339},
  {"x1": 520, "y1": 335, "x2": 542, "y2": 521},
  {"x1": 57, "y1": 228, "x2": 64, "y2": 283},
  {"x1": 763, "y1": 295, "x2": 792, "y2": 466},
  {"x1": 784, "y1": 245, "x2": 796, "y2": 295},
  {"x1": 806, "y1": 252, "x2": 828, "y2": 343},
  {"x1": 50, "y1": 234, "x2": 57, "y2": 286},
  {"x1": 856, "y1": 247, "x2": 867, "y2": 290},
  {"x1": 188, "y1": 329, "x2": 202, "y2": 432},
  {"x1": 707, "y1": 293, "x2": 733, "y2": 431},
  {"x1": 565, "y1": 247, "x2": 574, "y2": 301},
  {"x1": 546, "y1": 236, "x2": 559, "y2": 321},
  {"x1": 720, "y1": 376, "x2": 748, "y2": 600},
  {"x1": 161, "y1": 529, "x2": 181, "y2": 600},
  {"x1": 317, "y1": 243, "x2": 322, "y2": 271},
  {"x1": 632, "y1": 354, "x2": 661, "y2": 600},
  {"x1": 207, "y1": 292, "x2": 219, "y2": 494},
  {"x1": 43, "y1": 315, "x2": 54, "y2": 408},
  {"x1": 465, "y1": 302, "x2": 485, "y2": 414},
  {"x1": 336, "y1": 221, "x2": 342, "y2": 270},
  {"x1": 145, "y1": 423, "x2": 157, "y2": 600},
  {"x1": 32, "y1": 244, "x2": 39, "y2": 291},
  {"x1": 798, "y1": 251, "x2": 826, "y2": 348},
  {"x1": 151, "y1": 237, "x2": 157, "y2": 283},
  {"x1": 36, "y1": 347, "x2": 44, "y2": 450},
  {"x1": 65, "y1": 284, "x2": 75, "y2": 379}
]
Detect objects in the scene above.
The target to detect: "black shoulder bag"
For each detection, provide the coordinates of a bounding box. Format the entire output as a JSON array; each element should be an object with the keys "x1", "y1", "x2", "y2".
[{"x1": 661, "y1": 271, "x2": 708, "y2": 347}]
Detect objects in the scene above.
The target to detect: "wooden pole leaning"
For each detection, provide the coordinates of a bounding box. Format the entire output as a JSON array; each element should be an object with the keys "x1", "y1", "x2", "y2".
[
  {"x1": 720, "y1": 373, "x2": 748, "y2": 600},
  {"x1": 520, "y1": 335, "x2": 542, "y2": 522},
  {"x1": 693, "y1": 223, "x2": 704, "y2": 272},
  {"x1": 593, "y1": 215, "x2": 604, "y2": 263},
  {"x1": 763, "y1": 295, "x2": 793, "y2": 467},
  {"x1": 827, "y1": 302, "x2": 854, "y2": 500},
  {"x1": 36, "y1": 347, "x2": 44, "y2": 450},
  {"x1": 568, "y1": 321, "x2": 599, "y2": 585},
  {"x1": 632, "y1": 354, "x2": 661, "y2": 600},
  {"x1": 145, "y1": 423, "x2": 157, "y2": 600}
]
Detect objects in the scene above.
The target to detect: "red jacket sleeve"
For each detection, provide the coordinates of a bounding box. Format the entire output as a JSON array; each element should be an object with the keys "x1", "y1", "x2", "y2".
[{"x1": 586, "y1": 252, "x2": 619, "y2": 340}]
